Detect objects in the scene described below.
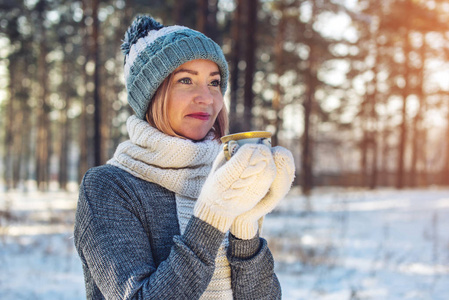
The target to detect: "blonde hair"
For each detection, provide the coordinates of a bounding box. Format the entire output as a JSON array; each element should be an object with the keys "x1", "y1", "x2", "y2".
[{"x1": 146, "y1": 74, "x2": 228, "y2": 141}]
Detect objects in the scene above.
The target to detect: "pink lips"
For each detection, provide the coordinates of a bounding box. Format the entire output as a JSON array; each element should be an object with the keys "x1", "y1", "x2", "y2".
[{"x1": 187, "y1": 112, "x2": 210, "y2": 121}]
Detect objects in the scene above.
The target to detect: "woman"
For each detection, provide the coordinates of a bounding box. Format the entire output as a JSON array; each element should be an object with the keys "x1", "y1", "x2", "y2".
[{"x1": 74, "y1": 15, "x2": 295, "y2": 300}]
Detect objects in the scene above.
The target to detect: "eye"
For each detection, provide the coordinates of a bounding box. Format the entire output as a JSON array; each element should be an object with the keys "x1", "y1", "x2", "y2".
[
  {"x1": 209, "y1": 79, "x2": 221, "y2": 87},
  {"x1": 178, "y1": 78, "x2": 192, "y2": 84}
]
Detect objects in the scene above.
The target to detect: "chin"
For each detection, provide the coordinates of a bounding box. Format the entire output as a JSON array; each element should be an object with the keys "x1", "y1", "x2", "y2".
[
  {"x1": 188, "y1": 133, "x2": 208, "y2": 141},
  {"x1": 182, "y1": 129, "x2": 210, "y2": 141}
]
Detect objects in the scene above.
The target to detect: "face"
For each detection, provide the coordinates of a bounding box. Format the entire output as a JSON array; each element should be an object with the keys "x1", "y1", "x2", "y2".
[{"x1": 167, "y1": 59, "x2": 224, "y2": 141}]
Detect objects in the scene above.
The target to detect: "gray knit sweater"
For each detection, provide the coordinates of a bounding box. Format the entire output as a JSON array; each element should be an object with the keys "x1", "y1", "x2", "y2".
[{"x1": 74, "y1": 165, "x2": 281, "y2": 299}]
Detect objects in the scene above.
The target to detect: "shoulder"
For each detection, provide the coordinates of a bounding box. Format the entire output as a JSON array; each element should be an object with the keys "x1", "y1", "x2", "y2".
[
  {"x1": 82, "y1": 164, "x2": 133, "y2": 185},
  {"x1": 80, "y1": 164, "x2": 174, "y2": 204},
  {"x1": 81, "y1": 164, "x2": 153, "y2": 192}
]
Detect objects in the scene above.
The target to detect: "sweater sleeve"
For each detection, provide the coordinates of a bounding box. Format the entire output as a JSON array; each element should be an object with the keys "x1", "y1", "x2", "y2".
[
  {"x1": 227, "y1": 233, "x2": 282, "y2": 300},
  {"x1": 74, "y1": 167, "x2": 225, "y2": 300}
]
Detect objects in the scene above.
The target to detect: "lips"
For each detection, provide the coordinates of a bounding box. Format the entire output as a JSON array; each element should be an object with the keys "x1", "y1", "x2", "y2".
[{"x1": 187, "y1": 112, "x2": 211, "y2": 121}]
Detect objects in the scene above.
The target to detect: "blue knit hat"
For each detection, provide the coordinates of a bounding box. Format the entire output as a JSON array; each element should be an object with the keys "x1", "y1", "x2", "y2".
[{"x1": 121, "y1": 15, "x2": 229, "y2": 120}]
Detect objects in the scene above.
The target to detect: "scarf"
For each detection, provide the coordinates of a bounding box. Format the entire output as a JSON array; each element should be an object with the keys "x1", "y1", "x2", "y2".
[
  {"x1": 108, "y1": 116, "x2": 232, "y2": 299},
  {"x1": 107, "y1": 115, "x2": 221, "y2": 198}
]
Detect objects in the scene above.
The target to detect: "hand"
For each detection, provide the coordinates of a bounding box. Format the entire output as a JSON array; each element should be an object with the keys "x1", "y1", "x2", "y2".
[
  {"x1": 230, "y1": 146, "x2": 295, "y2": 239},
  {"x1": 194, "y1": 144, "x2": 276, "y2": 233}
]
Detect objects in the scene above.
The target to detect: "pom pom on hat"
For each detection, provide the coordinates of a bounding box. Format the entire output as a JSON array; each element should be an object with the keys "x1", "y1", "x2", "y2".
[
  {"x1": 122, "y1": 15, "x2": 229, "y2": 120},
  {"x1": 121, "y1": 16, "x2": 164, "y2": 57}
]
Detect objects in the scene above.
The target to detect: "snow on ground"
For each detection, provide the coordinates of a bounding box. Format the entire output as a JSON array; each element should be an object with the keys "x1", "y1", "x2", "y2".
[
  {"x1": 264, "y1": 187, "x2": 449, "y2": 300},
  {"x1": 1, "y1": 187, "x2": 449, "y2": 299}
]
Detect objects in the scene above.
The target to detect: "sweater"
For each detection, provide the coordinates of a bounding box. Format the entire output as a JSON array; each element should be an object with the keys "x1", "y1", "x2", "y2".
[
  {"x1": 74, "y1": 164, "x2": 282, "y2": 299},
  {"x1": 106, "y1": 115, "x2": 232, "y2": 298}
]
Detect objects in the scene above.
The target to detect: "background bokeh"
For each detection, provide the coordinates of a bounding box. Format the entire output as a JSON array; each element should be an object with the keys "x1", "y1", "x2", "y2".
[
  {"x1": 1, "y1": 0, "x2": 449, "y2": 193},
  {"x1": 1, "y1": 0, "x2": 449, "y2": 299}
]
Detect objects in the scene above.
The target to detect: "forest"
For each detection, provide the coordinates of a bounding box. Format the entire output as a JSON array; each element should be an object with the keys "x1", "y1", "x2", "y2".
[{"x1": 1, "y1": 0, "x2": 449, "y2": 195}]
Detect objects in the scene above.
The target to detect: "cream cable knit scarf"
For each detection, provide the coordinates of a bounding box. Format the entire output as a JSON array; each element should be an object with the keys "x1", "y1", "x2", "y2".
[
  {"x1": 108, "y1": 116, "x2": 221, "y2": 198},
  {"x1": 108, "y1": 116, "x2": 232, "y2": 299}
]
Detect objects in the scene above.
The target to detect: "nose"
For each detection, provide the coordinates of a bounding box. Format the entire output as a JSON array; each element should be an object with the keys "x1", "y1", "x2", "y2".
[{"x1": 193, "y1": 85, "x2": 214, "y2": 105}]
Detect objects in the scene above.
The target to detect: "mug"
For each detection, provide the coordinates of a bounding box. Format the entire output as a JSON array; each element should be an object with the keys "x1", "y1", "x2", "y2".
[{"x1": 220, "y1": 131, "x2": 272, "y2": 160}]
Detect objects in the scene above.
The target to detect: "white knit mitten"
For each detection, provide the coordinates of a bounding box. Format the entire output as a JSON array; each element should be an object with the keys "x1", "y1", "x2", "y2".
[
  {"x1": 194, "y1": 144, "x2": 276, "y2": 233},
  {"x1": 230, "y1": 146, "x2": 295, "y2": 239}
]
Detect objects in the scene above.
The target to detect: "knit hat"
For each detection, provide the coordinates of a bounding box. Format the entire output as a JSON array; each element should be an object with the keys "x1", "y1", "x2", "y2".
[{"x1": 121, "y1": 15, "x2": 229, "y2": 120}]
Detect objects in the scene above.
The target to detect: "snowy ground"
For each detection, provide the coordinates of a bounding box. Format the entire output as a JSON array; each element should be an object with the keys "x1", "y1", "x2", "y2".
[{"x1": 1, "y1": 186, "x2": 449, "y2": 299}]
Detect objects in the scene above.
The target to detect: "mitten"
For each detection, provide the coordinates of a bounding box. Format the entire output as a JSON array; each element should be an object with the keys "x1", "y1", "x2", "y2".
[
  {"x1": 194, "y1": 144, "x2": 276, "y2": 233},
  {"x1": 230, "y1": 146, "x2": 295, "y2": 239}
]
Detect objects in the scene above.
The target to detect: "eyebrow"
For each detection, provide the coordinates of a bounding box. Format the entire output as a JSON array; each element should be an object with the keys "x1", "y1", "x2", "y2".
[{"x1": 173, "y1": 68, "x2": 221, "y2": 77}]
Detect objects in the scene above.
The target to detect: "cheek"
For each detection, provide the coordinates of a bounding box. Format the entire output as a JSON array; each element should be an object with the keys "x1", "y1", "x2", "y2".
[
  {"x1": 213, "y1": 94, "x2": 224, "y2": 114},
  {"x1": 167, "y1": 90, "x2": 187, "y2": 114},
  {"x1": 166, "y1": 95, "x2": 182, "y2": 127}
]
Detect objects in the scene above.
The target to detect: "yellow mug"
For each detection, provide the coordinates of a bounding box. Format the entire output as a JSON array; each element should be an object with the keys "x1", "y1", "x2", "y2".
[{"x1": 220, "y1": 131, "x2": 272, "y2": 160}]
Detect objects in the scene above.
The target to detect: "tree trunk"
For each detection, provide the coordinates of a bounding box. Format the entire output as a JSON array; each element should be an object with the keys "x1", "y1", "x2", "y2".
[
  {"x1": 301, "y1": 1, "x2": 317, "y2": 195},
  {"x1": 12, "y1": 73, "x2": 24, "y2": 189},
  {"x1": 242, "y1": 0, "x2": 258, "y2": 132},
  {"x1": 369, "y1": 30, "x2": 380, "y2": 189},
  {"x1": 195, "y1": 0, "x2": 218, "y2": 40},
  {"x1": 207, "y1": 0, "x2": 219, "y2": 41},
  {"x1": 369, "y1": 106, "x2": 379, "y2": 190},
  {"x1": 78, "y1": 0, "x2": 90, "y2": 182},
  {"x1": 444, "y1": 106, "x2": 449, "y2": 184},
  {"x1": 302, "y1": 82, "x2": 314, "y2": 195},
  {"x1": 420, "y1": 124, "x2": 428, "y2": 186},
  {"x1": 380, "y1": 121, "x2": 391, "y2": 187},
  {"x1": 197, "y1": 0, "x2": 208, "y2": 33},
  {"x1": 396, "y1": 12, "x2": 411, "y2": 189},
  {"x1": 58, "y1": 58, "x2": 70, "y2": 191},
  {"x1": 410, "y1": 33, "x2": 427, "y2": 187},
  {"x1": 229, "y1": 0, "x2": 243, "y2": 134},
  {"x1": 36, "y1": 45, "x2": 51, "y2": 191},
  {"x1": 20, "y1": 90, "x2": 32, "y2": 192},
  {"x1": 4, "y1": 56, "x2": 15, "y2": 190},
  {"x1": 58, "y1": 108, "x2": 69, "y2": 191},
  {"x1": 410, "y1": 106, "x2": 419, "y2": 187},
  {"x1": 360, "y1": 100, "x2": 369, "y2": 187},
  {"x1": 35, "y1": 0, "x2": 50, "y2": 191},
  {"x1": 272, "y1": 1, "x2": 286, "y2": 147},
  {"x1": 92, "y1": 0, "x2": 102, "y2": 166},
  {"x1": 3, "y1": 15, "x2": 23, "y2": 191},
  {"x1": 173, "y1": 0, "x2": 184, "y2": 24}
]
